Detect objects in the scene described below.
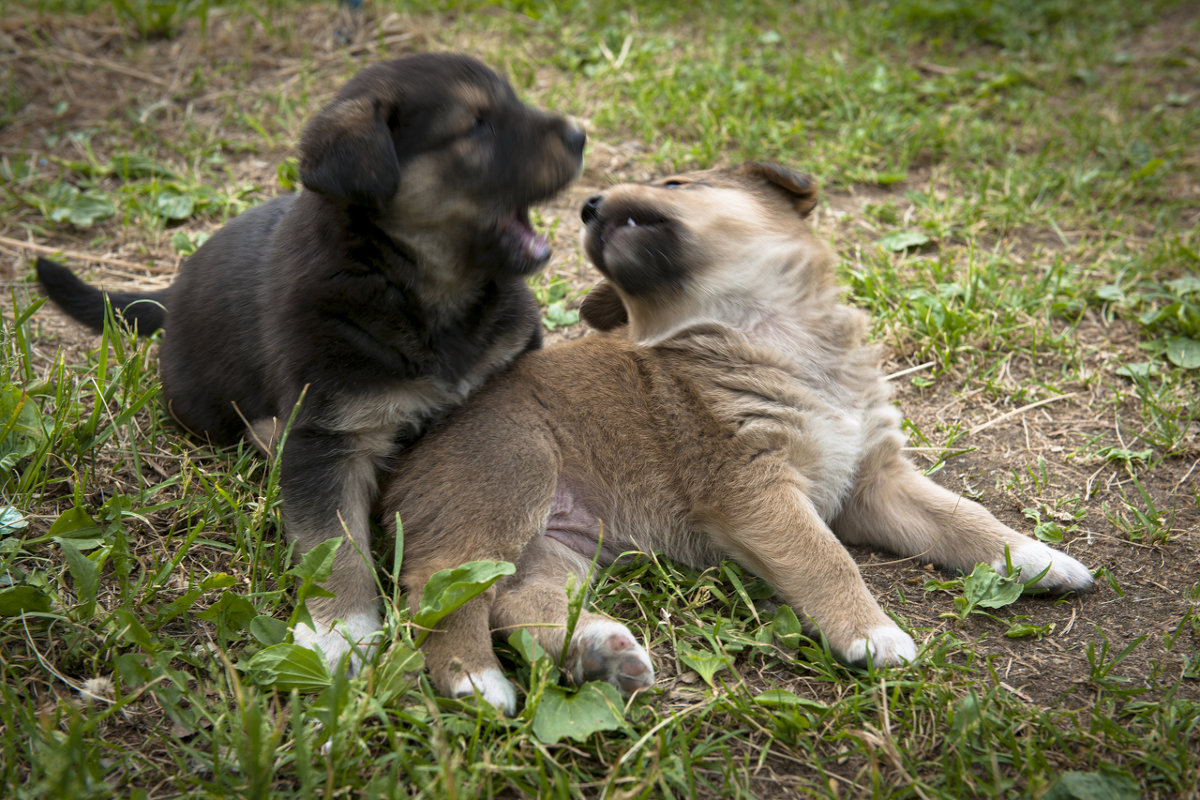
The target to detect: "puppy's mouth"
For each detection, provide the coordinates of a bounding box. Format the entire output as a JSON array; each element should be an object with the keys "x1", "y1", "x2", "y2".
[
  {"x1": 600, "y1": 208, "x2": 669, "y2": 243},
  {"x1": 497, "y1": 206, "x2": 552, "y2": 268},
  {"x1": 583, "y1": 198, "x2": 684, "y2": 295}
]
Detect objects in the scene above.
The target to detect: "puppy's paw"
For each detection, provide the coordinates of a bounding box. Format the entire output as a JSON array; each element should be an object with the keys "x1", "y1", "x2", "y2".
[
  {"x1": 292, "y1": 611, "x2": 382, "y2": 676},
  {"x1": 449, "y1": 668, "x2": 518, "y2": 716},
  {"x1": 996, "y1": 539, "x2": 1093, "y2": 593},
  {"x1": 844, "y1": 624, "x2": 917, "y2": 667},
  {"x1": 569, "y1": 619, "x2": 655, "y2": 696}
]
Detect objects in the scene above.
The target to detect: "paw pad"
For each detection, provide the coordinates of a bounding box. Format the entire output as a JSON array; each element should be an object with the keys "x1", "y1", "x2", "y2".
[{"x1": 572, "y1": 620, "x2": 655, "y2": 695}]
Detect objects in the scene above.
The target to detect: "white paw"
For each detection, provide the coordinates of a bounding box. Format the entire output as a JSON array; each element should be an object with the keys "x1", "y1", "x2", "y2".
[
  {"x1": 449, "y1": 668, "x2": 518, "y2": 715},
  {"x1": 844, "y1": 624, "x2": 917, "y2": 667},
  {"x1": 292, "y1": 610, "x2": 382, "y2": 676},
  {"x1": 996, "y1": 539, "x2": 1093, "y2": 592},
  {"x1": 568, "y1": 619, "x2": 655, "y2": 695}
]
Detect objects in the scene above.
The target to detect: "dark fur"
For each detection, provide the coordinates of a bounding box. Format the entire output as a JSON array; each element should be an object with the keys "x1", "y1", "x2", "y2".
[{"x1": 36, "y1": 53, "x2": 585, "y2": 669}]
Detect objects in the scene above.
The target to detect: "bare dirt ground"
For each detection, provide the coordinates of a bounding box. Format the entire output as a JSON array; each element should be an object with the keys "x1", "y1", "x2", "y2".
[{"x1": 1, "y1": 3, "x2": 1197, "y2": 742}]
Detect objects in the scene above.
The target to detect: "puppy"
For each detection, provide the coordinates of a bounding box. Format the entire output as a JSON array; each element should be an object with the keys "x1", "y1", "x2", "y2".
[
  {"x1": 383, "y1": 162, "x2": 1094, "y2": 713},
  {"x1": 35, "y1": 53, "x2": 585, "y2": 671}
]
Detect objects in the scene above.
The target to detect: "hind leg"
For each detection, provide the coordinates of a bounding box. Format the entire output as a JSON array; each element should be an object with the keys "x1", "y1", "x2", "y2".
[
  {"x1": 407, "y1": 578, "x2": 518, "y2": 713},
  {"x1": 490, "y1": 536, "x2": 655, "y2": 697},
  {"x1": 832, "y1": 446, "x2": 1093, "y2": 591},
  {"x1": 396, "y1": 449, "x2": 562, "y2": 714},
  {"x1": 403, "y1": 526, "x2": 654, "y2": 714},
  {"x1": 402, "y1": 547, "x2": 523, "y2": 714}
]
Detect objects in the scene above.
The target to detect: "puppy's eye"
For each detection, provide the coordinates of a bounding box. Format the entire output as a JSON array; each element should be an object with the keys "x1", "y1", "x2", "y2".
[
  {"x1": 466, "y1": 115, "x2": 494, "y2": 137},
  {"x1": 662, "y1": 180, "x2": 688, "y2": 188}
]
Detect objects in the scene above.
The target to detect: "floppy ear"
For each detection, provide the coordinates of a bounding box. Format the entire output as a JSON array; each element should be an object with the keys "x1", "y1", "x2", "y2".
[
  {"x1": 299, "y1": 96, "x2": 400, "y2": 208},
  {"x1": 579, "y1": 280, "x2": 629, "y2": 331},
  {"x1": 738, "y1": 161, "x2": 818, "y2": 218}
]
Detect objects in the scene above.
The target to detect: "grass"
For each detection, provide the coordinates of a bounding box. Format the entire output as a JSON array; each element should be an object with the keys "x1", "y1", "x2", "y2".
[{"x1": 1, "y1": 0, "x2": 1198, "y2": 797}]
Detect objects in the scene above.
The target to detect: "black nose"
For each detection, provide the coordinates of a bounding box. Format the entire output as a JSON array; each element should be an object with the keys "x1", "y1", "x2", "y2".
[
  {"x1": 581, "y1": 195, "x2": 602, "y2": 224},
  {"x1": 563, "y1": 121, "x2": 586, "y2": 157}
]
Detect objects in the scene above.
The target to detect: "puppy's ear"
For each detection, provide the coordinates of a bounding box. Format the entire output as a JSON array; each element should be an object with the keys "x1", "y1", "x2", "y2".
[
  {"x1": 579, "y1": 281, "x2": 629, "y2": 331},
  {"x1": 739, "y1": 162, "x2": 818, "y2": 218},
  {"x1": 299, "y1": 96, "x2": 400, "y2": 208}
]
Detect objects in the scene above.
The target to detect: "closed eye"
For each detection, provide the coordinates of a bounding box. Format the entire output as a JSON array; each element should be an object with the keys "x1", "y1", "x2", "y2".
[{"x1": 466, "y1": 115, "x2": 494, "y2": 138}]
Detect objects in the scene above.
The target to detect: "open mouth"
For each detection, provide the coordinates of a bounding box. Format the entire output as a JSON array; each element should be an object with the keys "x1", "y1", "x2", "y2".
[
  {"x1": 600, "y1": 207, "x2": 668, "y2": 243},
  {"x1": 498, "y1": 206, "x2": 552, "y2": 266},
  {"x1": 582, "y1": 197, "x2": 682, "y2": 291}
]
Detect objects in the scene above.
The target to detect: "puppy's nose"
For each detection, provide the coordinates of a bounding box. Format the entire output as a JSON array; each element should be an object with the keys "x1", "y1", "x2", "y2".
[
  {"x1": 563, "y1": 119, "x2": 587, "y2": 157},
  {"x1": 581, "y1": 195, "x2": 602, "y2": 224}
]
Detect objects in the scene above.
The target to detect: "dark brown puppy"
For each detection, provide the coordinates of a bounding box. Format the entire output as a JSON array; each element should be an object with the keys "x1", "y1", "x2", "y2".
[
  {"x1": 382, "y1": 163, "x2": 1093, "y2": 713},
  {"x1": 36, "y1": 53, "x2": 585, "y2": 671}
]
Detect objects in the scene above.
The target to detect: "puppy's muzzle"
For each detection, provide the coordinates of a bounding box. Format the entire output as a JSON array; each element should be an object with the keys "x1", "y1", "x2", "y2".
[
  {"x1": 581, "y1": 194, "x2": 602, "y2": 224},
  {"x1": 563, "y1": 120, "x2": 587, "y2": 160}
]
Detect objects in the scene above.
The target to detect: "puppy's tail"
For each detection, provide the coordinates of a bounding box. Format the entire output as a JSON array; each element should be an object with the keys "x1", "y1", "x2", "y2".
[{"x1": 36, "y1": 257, "x2": 168, "y2": 336}]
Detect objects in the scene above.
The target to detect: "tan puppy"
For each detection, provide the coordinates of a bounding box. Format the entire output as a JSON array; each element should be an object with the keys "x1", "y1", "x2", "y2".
[{"x1": 383, "y1": 162, "x2": 1093, "y2": 713}]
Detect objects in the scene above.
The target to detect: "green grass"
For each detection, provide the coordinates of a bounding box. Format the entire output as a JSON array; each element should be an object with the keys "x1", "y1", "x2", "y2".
[{"x1": 2, "y1": 0, "x2": 1198, "y2": 797}]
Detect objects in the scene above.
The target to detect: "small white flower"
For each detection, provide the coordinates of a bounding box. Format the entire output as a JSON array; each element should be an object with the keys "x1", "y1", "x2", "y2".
[{"x1": 79, "y1": 676, "x2": 114, "y2": 704}]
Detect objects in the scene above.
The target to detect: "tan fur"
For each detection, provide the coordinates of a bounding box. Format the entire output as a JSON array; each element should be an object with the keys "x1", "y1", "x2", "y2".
[{"x1": 383, "y1": 163, "x2": 1093, "y2": 712}]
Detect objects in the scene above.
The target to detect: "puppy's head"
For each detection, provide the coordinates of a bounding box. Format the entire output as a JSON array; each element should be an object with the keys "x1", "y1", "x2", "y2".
[
  {"x1": 579, "y1": 163, "x2": 831, "y2": 338},
  {"x1": 300, "y1": 53, "x2": 585, "y2": 277}
]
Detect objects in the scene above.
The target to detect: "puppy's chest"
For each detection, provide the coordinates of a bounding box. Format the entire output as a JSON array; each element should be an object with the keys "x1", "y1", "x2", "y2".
[
  {"x1": 329, "y1": 299, "x2": 533, "y2": 439},
  {"x1": 706, "y1": 368, "x2": 870, "y2": 519},
  {"x1": 330, "y1": 329, "x2": 529, "y2": 442},
  {"x1": 340, "y1": 368, "x2": 527, "y2": 453}
]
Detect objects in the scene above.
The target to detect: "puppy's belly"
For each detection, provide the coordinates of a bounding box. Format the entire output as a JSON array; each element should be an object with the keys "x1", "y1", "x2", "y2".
[{"x1": 544, "y1": 478, "x2": 625, "y2": 565}]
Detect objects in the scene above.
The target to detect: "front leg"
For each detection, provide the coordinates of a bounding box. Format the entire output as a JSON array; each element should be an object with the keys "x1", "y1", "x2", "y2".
[
  {"x1": 281, "y1": 426, "x2": 389, "y2": 674},
  {"x1": 706, "y1": 481, "x2": 917, "y2": 667}
]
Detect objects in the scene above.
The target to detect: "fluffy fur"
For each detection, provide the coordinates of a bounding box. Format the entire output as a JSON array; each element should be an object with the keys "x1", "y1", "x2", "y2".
[
  {"x1": 379, "y1": 162, "x2": 1094, "y2": 712},
  {"x1": 36, "y1": 53, "x2": 585, "y2": 671}
]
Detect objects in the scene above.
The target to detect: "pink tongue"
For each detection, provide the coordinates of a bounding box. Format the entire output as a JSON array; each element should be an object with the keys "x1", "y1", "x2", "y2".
[
  {"x1": 525, "y1": 229, "x2": 551, "y2": 261},
  {"x1": 510, "y1": 217, "x2": 550, "y2": 261}
]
